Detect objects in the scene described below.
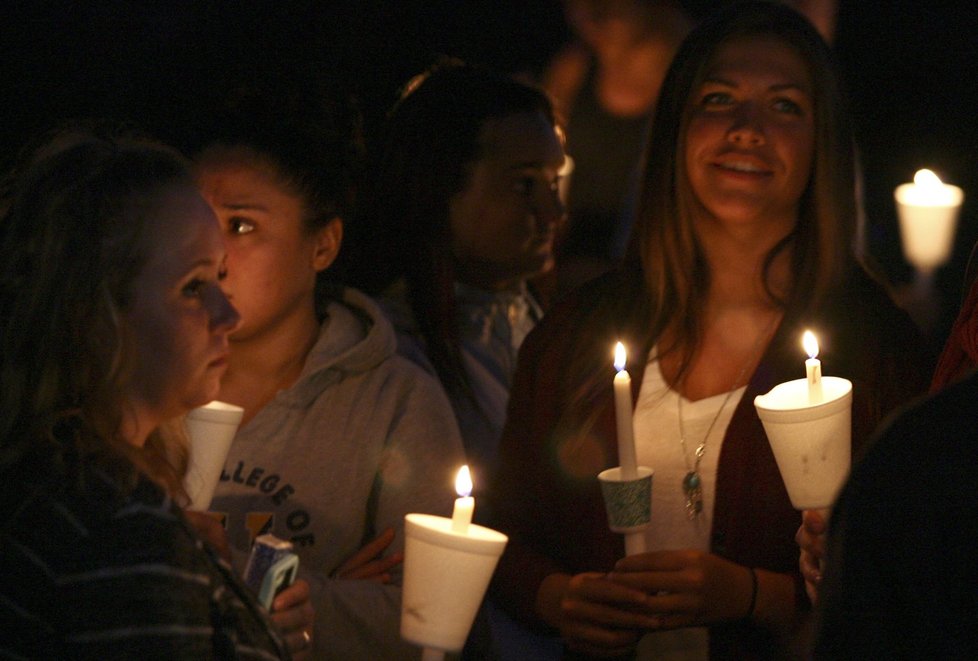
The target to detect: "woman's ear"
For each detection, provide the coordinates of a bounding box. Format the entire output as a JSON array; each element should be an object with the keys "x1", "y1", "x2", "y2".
[{"x1": 312, "y1": 216, "x2": 343, "y2": 272}]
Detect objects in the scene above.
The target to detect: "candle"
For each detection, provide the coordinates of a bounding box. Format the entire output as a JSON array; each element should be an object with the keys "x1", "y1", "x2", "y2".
[
  {"x1": 802, "y1": 330, "x2": 824, "y2": 405},
  {"x1": 894, "y1": 169, "x2": 964, "y2": 273},
  {"x1": 613, "y1": 342, "x2": 638, "y2": 480},
  {"x1": 451, "y1": 465, "x2": 474, "y2": 533}
]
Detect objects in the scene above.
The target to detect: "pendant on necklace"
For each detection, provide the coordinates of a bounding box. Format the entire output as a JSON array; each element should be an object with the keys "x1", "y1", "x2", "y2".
[{"x1": 682, "y1": 471, "x2": 703, "y2": 519}]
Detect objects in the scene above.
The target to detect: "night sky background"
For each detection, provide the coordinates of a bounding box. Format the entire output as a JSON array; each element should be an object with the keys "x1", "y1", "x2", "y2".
[{"x1": 3, "y1": 1, "x2": 978, "y2": 351}]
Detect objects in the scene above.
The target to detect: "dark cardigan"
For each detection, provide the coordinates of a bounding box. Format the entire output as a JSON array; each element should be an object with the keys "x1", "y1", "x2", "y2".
[{"x1": 488, "y1": 267, "x2": 932, "y2": 659}]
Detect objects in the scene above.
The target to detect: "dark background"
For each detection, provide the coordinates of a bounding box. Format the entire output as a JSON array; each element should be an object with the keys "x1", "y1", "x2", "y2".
[{"x1": 3, "y1": 1, "x2": 977, "y2": 350}]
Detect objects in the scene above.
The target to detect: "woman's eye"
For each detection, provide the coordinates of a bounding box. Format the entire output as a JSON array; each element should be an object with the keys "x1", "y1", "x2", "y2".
[
  {"x1": 513, "y1": 177, "x2": 535, "y2": 195},
  {"x1": 700, "y1": 92, "x2": 733, "y2": 107},
  {"x1": 182, "y1": 278, "x2": 205, "y2": 298},
  {"x1": 229, "y1": 217, "x2": 255, "y2": 235},
  {"x1": 772, "y1": 98, "x2": 803, "y2": 115}
]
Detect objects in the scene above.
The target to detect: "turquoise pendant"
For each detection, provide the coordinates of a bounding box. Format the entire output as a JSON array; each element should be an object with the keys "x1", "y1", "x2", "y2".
[{"x1": 683, "y1": 471, "x2": 703, "y2": 519}]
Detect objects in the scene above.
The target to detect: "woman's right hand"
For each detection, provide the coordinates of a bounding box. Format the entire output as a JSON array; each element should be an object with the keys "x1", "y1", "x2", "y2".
[
  {"x1": 796, "y1": 509, "x2": 827, "y2": 604},
  {"x1": 270, "y1": 579, "x2": 315, "y2": 660},
  {"x1": 537, "y1": 572, "x2": 657, "y2": 658},
  {"x1": 333, "y1": 527, "x2": 403, "y2": 583}
]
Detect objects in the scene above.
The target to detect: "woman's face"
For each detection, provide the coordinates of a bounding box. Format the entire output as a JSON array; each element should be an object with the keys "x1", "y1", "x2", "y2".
[
  {"x1": 123, "y1": 184, "x2": 239, "y2": 428},
  {"x1": 683, "y1": 36, "x2": 815, "y2": 235},
  {"x1": 196, "y1": 154, "x2": 341, "y2": 342},
  {"x1": 448, "y1": 110, "x2": 566, "y2": 291}
]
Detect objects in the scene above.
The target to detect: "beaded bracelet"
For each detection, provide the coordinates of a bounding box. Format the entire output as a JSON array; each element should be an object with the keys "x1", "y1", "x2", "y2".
[{"x1": 745, "y1": 567, "x2": 759, "y2": 620}]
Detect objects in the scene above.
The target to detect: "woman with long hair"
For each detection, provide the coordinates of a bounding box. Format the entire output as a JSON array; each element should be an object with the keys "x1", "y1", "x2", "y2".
[
  {"x1": 351, "y1": 62, "x2": 565, "y2": 496},
  {"x1": 487, "y1": 3, "x2": 931, "y2": 658},
  {"x1": 0, "y1": 128, "x2": 289, "y2": 658}
]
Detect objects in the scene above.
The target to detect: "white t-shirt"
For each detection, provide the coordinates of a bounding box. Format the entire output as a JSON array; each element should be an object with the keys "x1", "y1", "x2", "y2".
[{"x1": 631, "y1": 355, "x2": 746, "y2": 660}]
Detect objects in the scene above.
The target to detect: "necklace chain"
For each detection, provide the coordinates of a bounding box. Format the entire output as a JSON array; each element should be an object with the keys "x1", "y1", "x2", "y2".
[{"x1": 676, "y1": 315, "x2": 779, "y2": 519}]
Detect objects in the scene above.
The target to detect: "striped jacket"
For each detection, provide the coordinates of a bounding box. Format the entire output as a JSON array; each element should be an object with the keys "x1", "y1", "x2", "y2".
[{"x1": 0, "y1": 466, "x2": 287, "y2": 659}]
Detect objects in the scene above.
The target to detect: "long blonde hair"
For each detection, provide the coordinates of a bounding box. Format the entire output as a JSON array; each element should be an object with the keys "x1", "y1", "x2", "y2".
[
  {"x1": 0, "y1": 128, "x2": 193, "y2": 496},
  {"x1": 559, "y1": 1, "x2": 861, "y2": 437}
]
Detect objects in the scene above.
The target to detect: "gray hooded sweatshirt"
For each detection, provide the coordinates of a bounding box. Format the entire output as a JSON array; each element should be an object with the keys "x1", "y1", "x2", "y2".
[{"x1": 209, "y1": 288, "x2": 465, "y2": 659}]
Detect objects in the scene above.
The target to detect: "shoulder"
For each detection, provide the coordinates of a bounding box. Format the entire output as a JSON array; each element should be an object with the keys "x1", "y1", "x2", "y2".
[
  {"x1": 521, "y1": 269, "x2": 630, "y2": 359},
  {"x1": 828, "y1": 268, "x2": 912, "y2": 325},
  {"x1": 816, "y1": 268, "x2": 930, "y2": 363},
  {"x1": 309, "y1": 286, "x2": 398, "y2": 372},
  {"x1": 854, "y1": 373, "x2": 978, "y2": 495},
  {"x1": 820, "y1": 373, "x2": 978, "y2": 656},
  {"x1": 0, "y1": 475, "x2": 202, "y2": 648},
  {"x1": 312, "y1": 294, "x2": 458, "y2": 418}
]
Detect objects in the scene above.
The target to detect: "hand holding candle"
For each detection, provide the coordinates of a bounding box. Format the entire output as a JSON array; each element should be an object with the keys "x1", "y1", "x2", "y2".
[
  {"x1": 613, "y1": 342, "x2": 639, "y2": 480},
  {"x1": 803, "y1": 330, "x2": 824, "y2": 405},
  {"x1": 451, "y1": 465, "x2": 474, "y2": 533}
]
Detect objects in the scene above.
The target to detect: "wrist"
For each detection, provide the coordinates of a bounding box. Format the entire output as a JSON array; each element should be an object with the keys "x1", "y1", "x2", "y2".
[{"x1": 743, "y1": 566, "x2": 759, "y2": 621}]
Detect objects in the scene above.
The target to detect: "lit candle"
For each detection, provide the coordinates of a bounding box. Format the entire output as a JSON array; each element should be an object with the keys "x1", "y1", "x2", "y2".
[
  {"x1": 894, "y1": 169, "x2": 964, "y2": 273},
  {"x1": 802, "y1": 330, "x2": 824, "y2": 405},
  {"x1": 451, "y1": 465, "x2": 474, "y2": 533},
  {"x1": 613, "y1": 342, "x2": 638, "y2": 480}
]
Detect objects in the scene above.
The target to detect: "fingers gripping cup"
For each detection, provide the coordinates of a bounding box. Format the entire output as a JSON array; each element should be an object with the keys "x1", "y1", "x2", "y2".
[
  {"x1": 401, "y1": 513, "x2": 508, "y2": 654},
  {"x1": 754, "y1": 377, "x2": 852, "y2": 510},
  {"x1": 183, "y1": 400, "x2": 244, "y2": 511}
]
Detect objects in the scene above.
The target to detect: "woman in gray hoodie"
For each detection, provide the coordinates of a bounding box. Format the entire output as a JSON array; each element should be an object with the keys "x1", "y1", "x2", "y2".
[{"x1": 194, "y1": 80, "x2": 466, "y2": 660}]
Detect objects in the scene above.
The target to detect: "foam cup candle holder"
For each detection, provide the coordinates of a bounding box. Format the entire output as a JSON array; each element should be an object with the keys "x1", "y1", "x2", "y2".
[
  {"x1": 183, "y1": 400, "x2": 244, "y2": 511},
  {"x1": 598, "y1": 466, "x2": 653, "y2": 556},
  {"x1": 401, "y1": 467, "x2": 508, "y2": 659},
  {"x1": 753, "y1": 332, "x2": 852, "y2": 510},
  {"x1": 894, "y1": 168, "x2": 964, "y2": 275}
]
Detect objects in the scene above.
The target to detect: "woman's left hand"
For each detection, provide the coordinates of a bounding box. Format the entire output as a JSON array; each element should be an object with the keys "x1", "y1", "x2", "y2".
[
  {"x1": 607, "y1": 550, "x2": 754, "y2": 629},
  {"x1": 796, "y1": 509, "x2": 827, "y2": 605},
  {"x1": 270, "y1": 579, "x2": 315, "y2": 660}
]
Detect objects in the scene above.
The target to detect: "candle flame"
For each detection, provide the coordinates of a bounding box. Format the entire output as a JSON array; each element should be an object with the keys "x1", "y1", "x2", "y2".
[
  {"x1": 614, "y1": 342, "x2": 627, "y2": 372},
  {"x1": 913, "y1": 168, "x2": 943, "y2": 188},
  {"x1": 802, "y1": 330, "x2": 819, "y2": 359},
  {"x1": 455, "y1": 465, "x2": 473, "y2": 498}
]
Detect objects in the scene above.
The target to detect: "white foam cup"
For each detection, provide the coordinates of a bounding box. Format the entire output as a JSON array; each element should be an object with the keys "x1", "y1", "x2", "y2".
[
  {"x1": 753, "y1": 377, "x2": 852, "y2": 510},
  {"x1": 894, "y1": 181, "x2": 963, "y2": 273},
  {"x1": 400, "y1": 513, "x2": 508, "y2": 653},
  {"x1": 182, "y1": 400, "x2": 244, "y2": 511}
]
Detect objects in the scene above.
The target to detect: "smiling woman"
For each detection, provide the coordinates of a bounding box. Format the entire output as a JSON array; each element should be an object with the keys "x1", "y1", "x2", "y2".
[
  {"x1": 487, "y1": 2, "x2": 932, "y2": 659},
  {"x1": 684, "y1": 36, "x2": 815, "y2": 236}
]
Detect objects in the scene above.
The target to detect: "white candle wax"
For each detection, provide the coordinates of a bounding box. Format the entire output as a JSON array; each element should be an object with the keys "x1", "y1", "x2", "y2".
[
  {"x1": 451, "y1": 465, "x2": 474, "y2": 533},
  {"x1": 802, "y1": 331, "x2": 824, "y2": 405},
  {"x1": 613, "y1": 342, "x2": 639, "y2": 480}
]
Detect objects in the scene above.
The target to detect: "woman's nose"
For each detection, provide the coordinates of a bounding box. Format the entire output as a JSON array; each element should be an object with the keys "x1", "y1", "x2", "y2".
[
  {"x1": 536, "y1": 185, "x2": 566, "y2": 229},
  {"x1": 726, "y1": 104, "x2": 766, "y2": 146},
  {"x1": 209, "y1": 286, "x2": 241, "y2": 333}
]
